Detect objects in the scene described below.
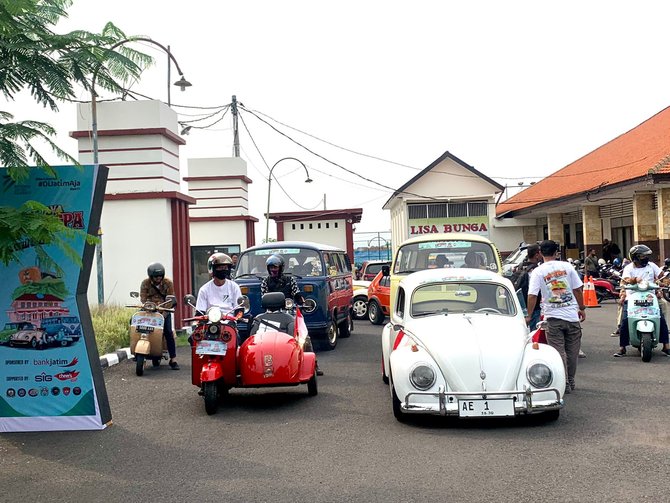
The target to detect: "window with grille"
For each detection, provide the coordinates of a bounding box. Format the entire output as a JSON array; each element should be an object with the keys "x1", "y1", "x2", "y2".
[{"x1": 408, "y1": 204, "x2": 427, "y2": 219}]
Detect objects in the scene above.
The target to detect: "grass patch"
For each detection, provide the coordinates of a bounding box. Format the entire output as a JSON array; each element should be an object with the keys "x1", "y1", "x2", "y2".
[
  {"x1": 90, "y1": 304, "x2": 132, "y2": 355},
  {"x1": 91, "y1": 304, "x2": 191, "y2": 354}
]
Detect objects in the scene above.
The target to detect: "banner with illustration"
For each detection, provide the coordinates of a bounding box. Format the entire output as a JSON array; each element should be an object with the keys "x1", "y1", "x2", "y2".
[{"x1": 0, "y1": 165, "x2": 110, "y2": 432}]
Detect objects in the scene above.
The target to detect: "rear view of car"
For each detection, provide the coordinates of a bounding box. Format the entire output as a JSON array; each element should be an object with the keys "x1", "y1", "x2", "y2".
[
  {"x1": 359, "y1": 260, "x2": 391, "y2": 281},
  {"x1": 367, "y1": 271, "x2": 390, "y2": 325}
]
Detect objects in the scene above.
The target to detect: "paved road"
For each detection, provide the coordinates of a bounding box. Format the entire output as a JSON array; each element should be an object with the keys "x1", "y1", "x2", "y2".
[{"x1": 1, "y1": 303, "x2": 669, "y2": 502}]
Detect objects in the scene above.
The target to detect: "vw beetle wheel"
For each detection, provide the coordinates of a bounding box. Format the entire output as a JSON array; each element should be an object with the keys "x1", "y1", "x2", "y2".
[
  {"x1": 203, "y1": 382, "x2": 219, "y2": 415},
  {"x1": 135, "y1": 355, "x2": 145, "y2": 376},
  {"x1": 381, "y1": 354, "x2": 389, "y2": 384},
  {"x1": 368, "y1": 300, "x2": 385, "y2": 325},
  {"x1": 391, "y1": 385, "x2": 406, "y2": 422},
  {"x1": 352, "y1": 296, "x2": 368, "y2": 320}
]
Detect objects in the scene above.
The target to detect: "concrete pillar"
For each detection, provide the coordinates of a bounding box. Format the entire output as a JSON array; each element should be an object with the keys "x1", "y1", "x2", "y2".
[
  {"x1": 633, "y1": 192, "x2": 659, "y2": 259},
  {"x1": 581, "y1": 205, "x2": 603, "y2": 258},
  {"x1": 522, "y1": 226, "x2": 539, "y2": 244},
  {"x1": 547, "y1": 214, "x2": 563, "y2": 244},
  {"x1": 657, "y1": 188, "x2": 670, "y2": 259}
]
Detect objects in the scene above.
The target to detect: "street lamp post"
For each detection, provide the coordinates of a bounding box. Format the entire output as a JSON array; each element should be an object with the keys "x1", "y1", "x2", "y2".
[
  {"x1": 91, "y1": 37, "x2": 192, "y2": 164},
  {"x1": 90, "y1": 38, "x2": 191, "y2": 304},
  {"x1": 265, "y1": 157, "x2": 313, "y2": 242}
]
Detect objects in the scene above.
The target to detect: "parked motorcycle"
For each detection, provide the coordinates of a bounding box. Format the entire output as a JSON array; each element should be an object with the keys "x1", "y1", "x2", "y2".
[
  {"x1": 624, "y1": 280, "x2": 661, "y2": 362},
  {"x1": 183, "y1": 293, "x2": 318, "y2": 415},
  {"x1": 127, "y1": 291, "x2": 176, "y2": 376}
]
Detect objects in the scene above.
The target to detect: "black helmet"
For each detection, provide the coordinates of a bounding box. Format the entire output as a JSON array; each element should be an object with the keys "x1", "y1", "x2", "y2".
[
  {"x1": 147, "y1": 262, "x2": 165, "y2": 278},
  {"x1": 629, "y1": 244, "x2": 652, "y2": 262},
  {"x1": 266, "y1": 254, "x2": 284, "y2": 277},
  {"x1": 207, "y1": 253, "x2": 233, "y2": 273}
]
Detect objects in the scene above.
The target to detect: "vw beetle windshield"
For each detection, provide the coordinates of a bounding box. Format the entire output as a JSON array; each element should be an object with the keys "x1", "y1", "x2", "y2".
[
  {"x1": 394, "y1": 240, "x2": 499, "y2": 274},
  {"x1": 410, "y1": 282, "x2": 517, "y2": 317},
  {"x1": 236, "y1": 248, "x2": 322, "y2": 277}
]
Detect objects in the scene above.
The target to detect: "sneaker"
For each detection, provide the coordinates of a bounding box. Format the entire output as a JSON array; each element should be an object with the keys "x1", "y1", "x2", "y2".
[
  {"x1": 568, "y1": 379, "x2": 576, "y2": 391},
  {"x1": 564, "y1": 383, "x2": 571, "y2": 394},
  {"x1": 662, "y1": 348, "x2": 670, "y2": 357},
  {"x1": 169, "y1": 361, "x2": 180, "y2": 370},
  {"x1": 610, "y1": 331, "x2": 619, "y2": 337},
  {"x1": 578, "y1": 350, "x2": 586, "y2": 358},
  {"x1": 316, "y1": 364, "x2": 324, "y2": 376},
  {"x1": 613, "y1": 348, "x2": 626, "y2": 357}
]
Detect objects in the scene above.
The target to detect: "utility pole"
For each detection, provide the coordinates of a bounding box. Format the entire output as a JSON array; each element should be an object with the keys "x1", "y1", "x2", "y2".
[
  {"x1": 231, "y1": 95, "x2": 240, "y2": 157},
  {"x1": 323, "y1": 193, "x2": 327, "y2": 210}
]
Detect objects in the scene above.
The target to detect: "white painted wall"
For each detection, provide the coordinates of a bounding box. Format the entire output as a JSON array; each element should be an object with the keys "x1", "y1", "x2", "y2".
[
  {"x1": 190, "y1": 221, "x2": 247, "y2": 247},
  {"x1": 87, "y1": 199, "x2": 173, "y2": 306},
  {"x1": 282, "y1": 219, "x2": 347, "y2": 249}
]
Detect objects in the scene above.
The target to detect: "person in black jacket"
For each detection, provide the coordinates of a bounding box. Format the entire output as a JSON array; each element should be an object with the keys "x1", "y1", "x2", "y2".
[
  {"x1": 514, "y1": 243, "x2": 542, "y2": 329},
  {"x1": 260, "y1": 255, "x2": 304, "y2": 304}
]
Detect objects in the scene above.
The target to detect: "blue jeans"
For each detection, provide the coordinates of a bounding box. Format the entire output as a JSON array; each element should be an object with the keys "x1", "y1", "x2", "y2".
[
  {"x1": 619, "y1": 301, "x2": 670, "y2": 347},
  {"x1": 527, "y1": 309, "x2": 542, "y2": 331}
]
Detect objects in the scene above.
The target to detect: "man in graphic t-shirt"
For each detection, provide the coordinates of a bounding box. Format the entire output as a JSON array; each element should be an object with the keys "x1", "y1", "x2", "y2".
[{"x1": 526, "y1": 240, "x2": 585, "y2": 394}]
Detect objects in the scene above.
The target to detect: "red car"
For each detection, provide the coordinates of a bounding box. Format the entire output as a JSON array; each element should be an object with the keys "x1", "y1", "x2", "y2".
[
  {"x1": 367, "y1": 271, "x2": 390, "y2": 325},
  {"x1": 357, "y1": 260, "x2": 391, "y2": 282}
]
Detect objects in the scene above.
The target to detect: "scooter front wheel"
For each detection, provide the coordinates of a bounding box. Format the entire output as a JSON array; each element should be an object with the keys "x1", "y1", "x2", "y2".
[
  {"x1": 135, "y1": 355, "x2": 145, "y2": 376},
  {"x1": 641, "y1": 333, "x2": 653, "y2": 362},
  {"x1": 203, "y1": 382, "x2": 219, "y2": 415}
]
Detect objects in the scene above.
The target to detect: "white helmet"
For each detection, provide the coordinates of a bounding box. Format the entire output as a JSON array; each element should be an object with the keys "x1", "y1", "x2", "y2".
[{"x1": 598, "y1": 258, "x2": 606, "y2": 266}]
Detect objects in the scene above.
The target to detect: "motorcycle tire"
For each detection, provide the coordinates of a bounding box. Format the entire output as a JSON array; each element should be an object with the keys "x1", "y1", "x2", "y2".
[
  {"x1": 641, "y1": 333, "x2": 653, "y2": 363},
  {"x1": 203, "y1": 382, "x2": 219, "y2": 415},
  {"x1": 594, "y1": 287, "x2": 606, "y2": 304},
  {"x1": 307, "y1": 373, "x2": 318, "y2": 396},
  {"x1": 135, "y1": 355, "x2": 145, "y2": 376}
]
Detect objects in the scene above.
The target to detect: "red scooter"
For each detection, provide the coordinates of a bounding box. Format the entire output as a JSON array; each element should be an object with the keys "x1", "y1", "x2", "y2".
[{"x1": 183, "y1": 293, "x2": 317, "y2": 415}]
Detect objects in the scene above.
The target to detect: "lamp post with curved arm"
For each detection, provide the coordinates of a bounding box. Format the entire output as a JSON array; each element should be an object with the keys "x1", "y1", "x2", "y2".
[
  {"x1": 90, "y1": 38, "x2": 191, "y2": 304},
  {"x1": 368, "y1": 235, "x2": 390, "y2": 260},
  {"x1": 265, "y1": 157, "x2": 313, "y2": 242},
  {"x1": 91, "y1": 37, "x2": 192, "y2": 164}
]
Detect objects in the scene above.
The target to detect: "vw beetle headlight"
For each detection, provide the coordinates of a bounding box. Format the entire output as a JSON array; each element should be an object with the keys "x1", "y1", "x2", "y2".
[
  {"x1": 638, "y1": 280, "x2": 649, "y2": 291},
  {"x1": 207, "y1": 307, "x2": 222, "y2": 323},
  {"x1": 527, "y1": 362, "x2": 553, "y2": 388},
  {"x1": 409, "y1": 364, "x2": 436, "y2": 390}
]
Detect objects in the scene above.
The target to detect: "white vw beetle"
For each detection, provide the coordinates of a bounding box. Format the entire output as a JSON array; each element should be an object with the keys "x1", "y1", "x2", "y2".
[{"x1": 381, "y1": 268, "x2": 565, "y2": 422}]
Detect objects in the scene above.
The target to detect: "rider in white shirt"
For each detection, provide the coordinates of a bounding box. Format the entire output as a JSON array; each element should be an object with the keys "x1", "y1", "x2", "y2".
[{"x1": 196, "y1": 253, "x2": 242, "y2": 315}]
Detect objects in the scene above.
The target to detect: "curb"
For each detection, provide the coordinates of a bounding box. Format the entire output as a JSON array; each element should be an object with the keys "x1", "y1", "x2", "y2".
[{"x1": 100, "y1": 347, "x2": 131, "y2": 369}]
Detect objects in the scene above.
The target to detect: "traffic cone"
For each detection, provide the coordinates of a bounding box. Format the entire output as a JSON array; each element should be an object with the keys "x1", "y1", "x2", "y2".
[{"x1": 584, "y1": 275, "x2": 600, "y2": 308}]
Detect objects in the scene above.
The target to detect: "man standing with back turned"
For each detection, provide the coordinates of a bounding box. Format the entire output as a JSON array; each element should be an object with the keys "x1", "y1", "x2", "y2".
[{"x1": 526, "y1": 240, "x2": 585, "y2": 394}]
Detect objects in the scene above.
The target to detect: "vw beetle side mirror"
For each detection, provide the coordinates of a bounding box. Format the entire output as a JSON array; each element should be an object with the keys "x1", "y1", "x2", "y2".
[
  {"x1": 392, "y1": 324, "x2": 404, "y2": 331},
  {"x1": 382, "y1": 265, "x2": 390, "y2": 277}
]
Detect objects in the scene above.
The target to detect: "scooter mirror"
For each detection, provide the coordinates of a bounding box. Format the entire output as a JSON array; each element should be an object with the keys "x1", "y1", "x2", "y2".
[
  {"x1": 130, "y1": 291, "x2": 139, "y2": 298},
  {"x1": 165, "y1": 294, "x2": 177, "y2": 308},
  {"x1": 183, "y1": 294, "x2": 196, "y2": 307},
  {"x1": 237, "y1": 295, "x2": 251, "y2": 313}
]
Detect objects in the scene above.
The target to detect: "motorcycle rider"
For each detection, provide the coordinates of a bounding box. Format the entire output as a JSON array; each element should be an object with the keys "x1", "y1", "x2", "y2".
[
  {"x1": 260, "y1": 255, "x2": 322, "y2": 375},
  {"x1": 196, "y1": 253, "x2": 243, "y2": 316},
  {"x1": 613, "y1": 245, "x2": 670, "y2": 357},
  {"x1": 140, "y1": 262, "x2": 179, "y2": 370}
]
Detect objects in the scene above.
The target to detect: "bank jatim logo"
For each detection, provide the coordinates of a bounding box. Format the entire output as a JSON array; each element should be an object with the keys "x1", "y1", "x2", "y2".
[
  {"x1": 47, "y1": 204, "x2": 85, "y2": 229},
  {"x1": 54, "y1": 370, "x2": 79, "y2": 382},
  {"x1": 60, "y1": 357, "x2": 78, "y2": 368}
]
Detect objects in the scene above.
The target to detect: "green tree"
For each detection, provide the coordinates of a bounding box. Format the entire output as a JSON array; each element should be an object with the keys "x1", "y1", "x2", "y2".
[{"x1": 0, "y1": 0, "x2": 152, "y2": 268}]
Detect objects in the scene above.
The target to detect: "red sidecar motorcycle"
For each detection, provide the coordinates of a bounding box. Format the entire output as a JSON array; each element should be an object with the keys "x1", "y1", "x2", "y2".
[{"x1": 183, "y1": 293, "x2": 318, "y2": 415}]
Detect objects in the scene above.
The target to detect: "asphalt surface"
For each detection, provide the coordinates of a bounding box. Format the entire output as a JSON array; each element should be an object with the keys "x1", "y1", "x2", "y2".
[{"x1": 1, "y1": 302, "x2": 669, "y2": 503}]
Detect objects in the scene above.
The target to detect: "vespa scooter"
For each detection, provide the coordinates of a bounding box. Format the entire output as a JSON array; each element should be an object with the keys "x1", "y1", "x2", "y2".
[
  {"x1": 183, "y1": 293, "x2": 317, "y2": 415},
  {"x1": 625, "y1": 279, "x2": 661, "y2": 362},
  {"x1": 127, "y1": 291, "x2": 176, "y2": 376}
]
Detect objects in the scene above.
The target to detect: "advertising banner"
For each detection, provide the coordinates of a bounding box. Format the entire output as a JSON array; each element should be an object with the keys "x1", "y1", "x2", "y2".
[
  {"x1": 0, "y1": 165, "x2": 110, "y2": 432},
  {"x1": 408, "y1": 216, "x2": 490, "y2": 237}
]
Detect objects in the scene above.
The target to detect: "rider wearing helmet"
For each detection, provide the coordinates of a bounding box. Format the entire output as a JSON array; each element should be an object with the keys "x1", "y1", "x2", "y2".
[
  {"x1": 614, "y1": 245, "x2": 670, "y2": 357},
  {"x1": 260, "y1": 255, "x2": 304, "y2": 304},
  {"x1": 140, "y1": 262, "x2": 179, "y2": 370},
  {"x1": 195, "y1": 253, "x2": 242, "y2": 316}
]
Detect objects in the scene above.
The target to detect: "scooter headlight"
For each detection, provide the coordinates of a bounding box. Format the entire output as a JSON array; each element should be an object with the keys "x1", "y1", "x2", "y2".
[
  {"x1": 409, "y1": 363, "x2": 436, "y2": 390},
  {"x1": 527, "y1": 362, "x2": 553, "y2": 388},
  {"x1": 207, "y1": 307, "x2": 222, "y2": 323},
  {"x1": 638, "y1": 280, "x2": 649, "y2": 291}
]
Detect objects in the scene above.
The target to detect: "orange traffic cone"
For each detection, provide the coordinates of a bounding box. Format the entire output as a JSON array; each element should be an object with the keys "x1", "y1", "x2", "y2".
[{"x1": 584, "y1": 275, "x2": 600, "y2": 308}]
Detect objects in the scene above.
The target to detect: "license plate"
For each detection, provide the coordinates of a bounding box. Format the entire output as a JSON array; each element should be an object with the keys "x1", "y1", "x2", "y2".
[
  {"x1": 136, "y1": 325, "x2": 154, "y2": 333},
  {"x1": 458, "y1": 398, "x2": 515, "y2": 417},
  {"x1": 196, "y1": 340, "x2": 227, "y2": 356}
]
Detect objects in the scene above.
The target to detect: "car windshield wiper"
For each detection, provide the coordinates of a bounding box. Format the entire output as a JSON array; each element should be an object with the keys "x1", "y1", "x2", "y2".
[
  {"x1": 234, "y1": 273, "x2": 264, "y2": 279},
  {"x1": 413, "y1": 309, "x2": 449, "y2": 317},
  {"x1": 397, "y1": 269, "x2": 418, "y2": 274}
]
